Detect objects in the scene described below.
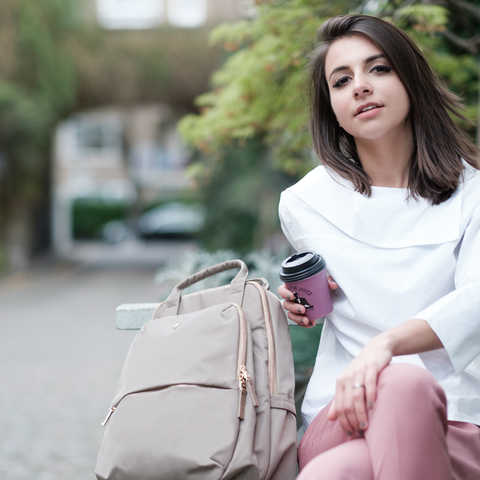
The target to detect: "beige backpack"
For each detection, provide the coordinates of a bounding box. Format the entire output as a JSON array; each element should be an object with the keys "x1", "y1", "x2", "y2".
[{"x1": 95, "y1": 259, "x2": 297, "y2": 480}]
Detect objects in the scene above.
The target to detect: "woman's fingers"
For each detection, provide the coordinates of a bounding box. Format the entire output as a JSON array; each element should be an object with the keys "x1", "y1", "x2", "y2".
[
  {"x1": 278, "y1": 284, "x2": 294, "y2": 300},
  {"x1": 278, "y1": 284, "x2": 313, "y2": 327},
  {"x1": 335, "y1": 382, "x2": 357, "y2": 436},
  {"x1": 352, "y1": 383, "x2": 369, "y2": 432},
  {"x1": 330, "y1": 342, "x2": 391, "y2": 436},
  {"x1": 327, "y1": 275, "x2": 339, "y2": 291},
  {"x1": 343, "y1": 388, "x2": 361, "y2": 434},
  {"x1": 288, "y1": 310, "x2": 314, "y2": 327},
  {"x1": 333, "y1": 377, "x2": 369, "y2": 435},
  {"x1": 284, "y1": 299, "x2": 312, "y2": 327},
  {"x1": 327, "y1": 400, "x2": 337, "y2": 420}
]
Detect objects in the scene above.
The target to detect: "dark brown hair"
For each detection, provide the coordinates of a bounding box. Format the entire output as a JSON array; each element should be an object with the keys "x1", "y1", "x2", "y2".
[{"x1": 309, "y1": 14, "x2": 479, "y2": 204}]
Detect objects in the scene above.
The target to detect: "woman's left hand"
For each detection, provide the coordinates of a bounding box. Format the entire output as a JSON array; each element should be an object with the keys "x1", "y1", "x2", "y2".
[{"x1": 327, "y1": 334, "x2": 393, "y2": 436}]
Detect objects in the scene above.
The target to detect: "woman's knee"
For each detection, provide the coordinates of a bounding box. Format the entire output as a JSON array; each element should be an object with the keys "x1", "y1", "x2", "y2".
[
  {"x1": 297, "y1": 439, "x2": 373, "y2": 480},
  {"x1": 378, "y1": 363, "x2": 446, "y2": 405}
]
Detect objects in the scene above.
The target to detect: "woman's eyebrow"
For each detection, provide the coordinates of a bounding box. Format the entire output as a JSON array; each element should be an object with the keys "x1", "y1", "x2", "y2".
[{"x1": 328, "y1": 54, "x2": 387, "y2": 81}]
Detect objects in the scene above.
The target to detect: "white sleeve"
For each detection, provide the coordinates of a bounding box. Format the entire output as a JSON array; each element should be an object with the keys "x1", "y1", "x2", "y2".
[
  {"x1": 278, "y1": 191, "x2": 301, "y2": 251},
  {"x1": 416, "y1": 204, "x2": 480, "y2": 373}
]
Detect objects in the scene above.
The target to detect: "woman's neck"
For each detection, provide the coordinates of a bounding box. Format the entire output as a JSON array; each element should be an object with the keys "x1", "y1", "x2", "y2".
[{"x1": 355, "y1": 124, "x2": 414, "y2": 188}]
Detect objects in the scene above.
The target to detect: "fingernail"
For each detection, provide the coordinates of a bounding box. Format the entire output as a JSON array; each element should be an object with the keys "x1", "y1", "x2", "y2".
[
  {"x1": 297, "y1": 306, "x2": 303, "y2": 314},
  {"x1": 303, "y1": 318, "x2": 309, "y2": 326}
]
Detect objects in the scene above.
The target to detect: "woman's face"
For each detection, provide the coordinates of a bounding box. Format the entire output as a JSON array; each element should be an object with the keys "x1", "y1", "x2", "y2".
[{"x1": 324, "y1": 34, "x2": 410, "y2": 142}]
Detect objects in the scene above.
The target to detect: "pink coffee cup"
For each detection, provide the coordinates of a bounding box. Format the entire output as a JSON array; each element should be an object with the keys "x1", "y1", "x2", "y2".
[{"x1": 280, "y1": 251, "x2": 333, "y2": 324}]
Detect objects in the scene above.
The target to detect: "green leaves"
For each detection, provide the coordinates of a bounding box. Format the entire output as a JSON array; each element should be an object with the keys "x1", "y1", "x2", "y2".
[
  {"x1": 17, "y1": 0, "x2": 77, "y2": 119},
  {"x1": 179, "y1": 0, "x2": 478, "y2": 180},
  {"x1": 178, "y1": 0, "x2": 330, "y2": 176},
  {"x1": 394, "y1": 4, "x2": 448, "y2": 32}
]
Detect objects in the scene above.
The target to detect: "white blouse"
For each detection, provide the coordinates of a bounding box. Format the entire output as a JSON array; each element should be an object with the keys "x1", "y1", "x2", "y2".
[{"x1": 279, "y1": 162, "x2": 480, "y2": 427}]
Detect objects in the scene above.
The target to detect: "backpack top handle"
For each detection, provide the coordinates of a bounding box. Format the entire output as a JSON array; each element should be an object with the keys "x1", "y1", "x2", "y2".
[{"x1": 159, "y1": 259, "x2": 249, "y2": 316}]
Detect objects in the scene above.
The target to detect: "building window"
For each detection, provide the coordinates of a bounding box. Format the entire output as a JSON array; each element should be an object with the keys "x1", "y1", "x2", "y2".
[
  {"x1": 97, "y1": 0, "x2": 164, "y2": 30},
  {"x1": 166, "y1": 0, "x2": 207, "y2": 28},
  {"x1": 76, "y1": 120, "x2": 121, "y2": 153}
]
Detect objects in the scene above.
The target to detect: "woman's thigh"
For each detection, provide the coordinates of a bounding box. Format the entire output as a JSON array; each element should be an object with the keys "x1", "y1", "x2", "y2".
[
  {"x1": 297, "y1": 438, "x2": 373, "y2": 480},
  {"x1": 447, "y1": 421, "x2": 480, "y2": 480},
  {"x1": 298, "y1": 400, "x2": 362, "y2": 469}
]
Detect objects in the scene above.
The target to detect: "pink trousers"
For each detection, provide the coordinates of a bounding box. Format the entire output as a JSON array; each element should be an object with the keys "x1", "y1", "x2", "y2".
[{"x1": 297, "y1": 364, "x2": 480, "y2": 480}]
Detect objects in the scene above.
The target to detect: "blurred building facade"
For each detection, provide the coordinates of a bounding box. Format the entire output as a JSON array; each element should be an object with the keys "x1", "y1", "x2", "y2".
[
  {"x1": 52, "y1": 0, "x2": 254, "y2": 255},
  {"x1": 82, "y1": 0, "x2": 255, "y2": 28}
]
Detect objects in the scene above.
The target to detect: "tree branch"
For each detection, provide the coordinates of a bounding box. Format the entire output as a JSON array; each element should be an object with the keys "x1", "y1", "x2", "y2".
[
  {"x1": 440, "y1": 30, "x2": 480, "y2": 54},
  {"x1": 446, "y1": 0, "x2": 480, "y2": 21}
]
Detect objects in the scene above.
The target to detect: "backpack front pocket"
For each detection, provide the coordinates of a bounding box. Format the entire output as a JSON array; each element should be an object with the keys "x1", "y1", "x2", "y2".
[
  {"x1": 96, "y1": 302, "x2": 257, "y2": 480},
  {"x1": 96, "y1": 384, "x2": 239, "y2": 480}
]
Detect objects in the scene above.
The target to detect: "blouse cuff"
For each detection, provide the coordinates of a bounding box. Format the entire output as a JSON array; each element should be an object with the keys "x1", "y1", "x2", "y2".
[{"x1": 415, "y1": 281, "x2": 480, "y2": 374}]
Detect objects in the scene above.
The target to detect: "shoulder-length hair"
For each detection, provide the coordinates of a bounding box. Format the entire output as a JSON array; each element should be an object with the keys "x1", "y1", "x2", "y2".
[{"x1": 309, "y1": 14, "x2": 479, "y2": 205}]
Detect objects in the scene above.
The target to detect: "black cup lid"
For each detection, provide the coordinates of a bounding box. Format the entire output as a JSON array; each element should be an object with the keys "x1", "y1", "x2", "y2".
[{"x1": 279, "y1": 251, "x2": 325, "y2": 282}]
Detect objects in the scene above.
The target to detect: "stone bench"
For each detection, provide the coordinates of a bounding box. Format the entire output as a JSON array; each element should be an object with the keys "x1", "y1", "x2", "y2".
[{"x1": 115, "y1": 303, "x2": 299, "y2": 329}]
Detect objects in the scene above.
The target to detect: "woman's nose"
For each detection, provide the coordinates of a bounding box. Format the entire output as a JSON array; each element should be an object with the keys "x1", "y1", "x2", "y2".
[{"x1": 353, "y1": 81, "x2": 373, "y2": 98}]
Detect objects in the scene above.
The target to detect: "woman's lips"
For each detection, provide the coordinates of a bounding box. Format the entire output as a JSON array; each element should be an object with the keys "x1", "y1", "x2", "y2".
[
  {"x1": 354, "y1": 103, "x2": 384, "y2": 116},
  {"x1": 355, "y1": 105, "x2": 383, "y2": 118}
]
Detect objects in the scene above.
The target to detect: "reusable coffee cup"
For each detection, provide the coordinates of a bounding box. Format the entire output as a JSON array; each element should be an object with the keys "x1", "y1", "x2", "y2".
[{"x1": 280, "y1": 251, "x2": 333, "y2": 323}]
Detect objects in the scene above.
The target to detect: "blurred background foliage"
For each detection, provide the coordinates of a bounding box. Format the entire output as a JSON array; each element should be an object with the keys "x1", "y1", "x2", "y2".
[
  {"x1": 0, "y1": 0, "x2": 77, "y2": 268},
  {"x1": 0, "y1": 0, "x2": 478, "y2": 269},
  {"x1": 192, "y1": 135, "x2": 294, "y2": 254},
  {"x1": 0, "y1": 0, "x2": 225, "y2": 270}
]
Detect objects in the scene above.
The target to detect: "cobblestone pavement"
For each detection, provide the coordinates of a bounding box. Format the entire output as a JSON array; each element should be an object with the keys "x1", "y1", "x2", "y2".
[{"x1": 0, "y1": 247, "x2": 191, "y2": 479}]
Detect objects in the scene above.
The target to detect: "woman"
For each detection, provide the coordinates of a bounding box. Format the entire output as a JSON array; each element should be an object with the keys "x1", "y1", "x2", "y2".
[{"x1": 277, "y1": 14, "x2": 480, "y2": 480}]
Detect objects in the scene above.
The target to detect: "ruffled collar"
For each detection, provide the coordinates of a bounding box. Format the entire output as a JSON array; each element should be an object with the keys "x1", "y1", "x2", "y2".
[{"x1": 285, "y1": 165, "x2": 463, "y2": 249}]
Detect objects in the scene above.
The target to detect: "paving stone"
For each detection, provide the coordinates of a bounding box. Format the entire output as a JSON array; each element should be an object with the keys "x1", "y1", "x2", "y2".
[{"x1": 1, "y1": 257, "x2": 179, "y2": 479}]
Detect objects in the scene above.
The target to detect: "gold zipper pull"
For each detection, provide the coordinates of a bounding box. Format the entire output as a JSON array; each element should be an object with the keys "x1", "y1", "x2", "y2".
[
  {"x1": 101, "y1": 406, "x2": 116, "y2": 426},
  {"x1": 238, "y1": 365, "x2": 247, "y2": 419},
  {"x1": 238, "y1": 365, "x2": 259, "y2": 420}
]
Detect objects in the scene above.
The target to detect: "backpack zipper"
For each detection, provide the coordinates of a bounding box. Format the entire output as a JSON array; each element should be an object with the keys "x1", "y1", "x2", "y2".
[
  {"x1": 231, "y1": 303, "x2": 258, "y2": 419},
  {"x1": 247, "y1": 281, "x2": 277, "y2": 394}
]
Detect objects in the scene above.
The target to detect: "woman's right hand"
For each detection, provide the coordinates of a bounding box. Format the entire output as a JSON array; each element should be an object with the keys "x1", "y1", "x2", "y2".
[{"x1": 278, "y1": 277, "x2": 338, "y2": 327}]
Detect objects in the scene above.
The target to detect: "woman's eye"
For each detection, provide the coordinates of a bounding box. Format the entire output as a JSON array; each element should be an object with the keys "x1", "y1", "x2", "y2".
[
  {"x1": 332, "y1": 76, "x2": 350, "y2": 88},
  {"x1": 371, "y1": 64, "x2": 392, "y2": 74}
]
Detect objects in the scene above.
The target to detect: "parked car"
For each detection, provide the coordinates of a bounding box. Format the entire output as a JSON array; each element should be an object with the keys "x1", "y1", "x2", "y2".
[
  {"x1": 138, "y1": 202, "x2": 205, "y2": 240},
  {"x1": 101, "y1": 202, "x2": 206, "y2": 242}
]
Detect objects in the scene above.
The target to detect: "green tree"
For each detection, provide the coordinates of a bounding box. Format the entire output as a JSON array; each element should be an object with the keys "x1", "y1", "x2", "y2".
[
  {"x1": 377, "y1": 0, "x2": 479, "y2": 139},
  {"x1": 180, "y1": 0, "x2": 364, "y2": 178},
  {"x1": 0, "y1": 0, "x2": 77, "y2": 270},
  {"x1": 0, "y1": 2, "x2": 226, "y2": 271},
  {"x1": 193, "y1": 136, "x2": 293, "y2": 254}
]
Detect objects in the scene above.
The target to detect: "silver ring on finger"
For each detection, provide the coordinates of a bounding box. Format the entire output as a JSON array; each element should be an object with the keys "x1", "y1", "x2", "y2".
[{"x1": 353, "y1": 383, "x2": 365, "y2": 389}]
